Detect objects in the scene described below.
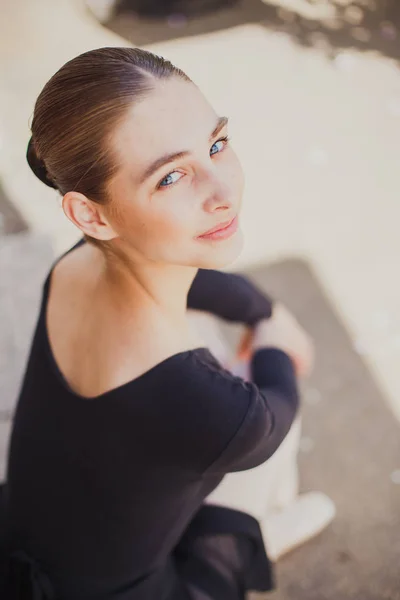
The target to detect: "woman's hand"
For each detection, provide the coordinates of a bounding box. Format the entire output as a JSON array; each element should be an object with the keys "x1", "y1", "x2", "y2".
[{"x1": 236, "y1": 304, "x2": 315, "y2": 379}]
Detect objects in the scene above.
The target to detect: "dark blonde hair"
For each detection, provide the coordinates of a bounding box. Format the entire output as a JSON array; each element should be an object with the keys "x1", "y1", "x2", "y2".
[{"x1": 27, "y1": 47, "x2": 190, "y2": 205}]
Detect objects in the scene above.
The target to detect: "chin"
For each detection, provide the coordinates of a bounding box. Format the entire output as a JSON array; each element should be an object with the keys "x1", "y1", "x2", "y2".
[{"x1": 194, "y1": 228, "x2": 244, "y2": 270}]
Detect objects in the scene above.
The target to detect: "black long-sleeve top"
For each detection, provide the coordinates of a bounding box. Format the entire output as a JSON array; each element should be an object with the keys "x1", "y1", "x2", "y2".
[{"x1": 1, "y1": 239, "x2": 299, "y2": 600}]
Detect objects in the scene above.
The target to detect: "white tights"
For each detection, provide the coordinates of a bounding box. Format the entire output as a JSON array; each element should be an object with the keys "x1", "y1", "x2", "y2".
[{"x1": 187, "y1": 310, "x2": 335, "y2": 561}]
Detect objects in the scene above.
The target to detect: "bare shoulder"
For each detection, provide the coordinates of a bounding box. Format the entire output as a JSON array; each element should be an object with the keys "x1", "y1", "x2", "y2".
[
  {"x1": 46, "y1": 244, "x2": 198, "y2": 398},
  {"x1": 47, "y1": 241, "x2": 100, "y2": 334}
]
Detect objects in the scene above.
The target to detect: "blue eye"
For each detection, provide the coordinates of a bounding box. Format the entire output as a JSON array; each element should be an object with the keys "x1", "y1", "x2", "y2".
[
  {"x1": 210, "y1": 136, "x2": 229, "y2": 156},
  {"x1": 157, "y1": 136, "x2": 230, "y2": 190},
  {"x1": 158, "y1": 171, "x2": 182, "y2": 188}
]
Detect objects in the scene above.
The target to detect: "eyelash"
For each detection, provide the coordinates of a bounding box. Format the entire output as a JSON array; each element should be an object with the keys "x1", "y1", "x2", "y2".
[
  {"x1": 157, "y1": 135, "x2": 231, "y2": 190},
  {"x1": 212, "y1": 135, "x2": 230, "y2": 153}
]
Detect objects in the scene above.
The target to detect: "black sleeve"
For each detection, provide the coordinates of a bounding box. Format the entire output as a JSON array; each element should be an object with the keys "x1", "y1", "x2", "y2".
[
  {"x1": 170, "y1": 348, "x2": 299, "y2": 474},
  {"x1": 187, "y1": 269, "x2": 273, "y2": 326}
]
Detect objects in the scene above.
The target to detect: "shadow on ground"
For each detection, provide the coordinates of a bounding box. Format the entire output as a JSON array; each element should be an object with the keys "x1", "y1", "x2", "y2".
[
  {"x1": 107, "y1": 0, "x2": 400, "y2": 64},
  {"x1": 239, "y1": 259, "x2": 400, "y2": 600}
]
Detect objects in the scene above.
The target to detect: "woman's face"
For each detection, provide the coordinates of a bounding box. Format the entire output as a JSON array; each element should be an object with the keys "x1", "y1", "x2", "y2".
[{"x1": 107, "y1": 77, "x2": 244, "y2": 269}]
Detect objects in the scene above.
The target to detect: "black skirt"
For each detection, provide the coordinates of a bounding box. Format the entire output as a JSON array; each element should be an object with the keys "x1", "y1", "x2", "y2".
[
  {"x1": 1, "y1": 494, "x2": 274, "y2": 600},
  {"x1": 174, "y1": 504, "x2": 274, "y2": 600}
]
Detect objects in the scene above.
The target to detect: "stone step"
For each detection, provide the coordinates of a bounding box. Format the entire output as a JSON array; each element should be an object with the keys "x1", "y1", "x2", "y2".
[
  {"x1": 0, "y1": 232, "x2": 54, "y2": 418},
  {"x1": 0, "y1": 181, "x2": 28, "y2": 236}
]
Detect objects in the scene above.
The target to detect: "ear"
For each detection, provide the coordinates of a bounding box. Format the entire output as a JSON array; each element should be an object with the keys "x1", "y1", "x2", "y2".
[{"x1": 62, "y1": 191, "x2": 117, "y2": 241}]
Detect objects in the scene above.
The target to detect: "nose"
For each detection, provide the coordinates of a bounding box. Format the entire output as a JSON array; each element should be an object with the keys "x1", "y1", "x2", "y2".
[{"x1": 201, "y1": 171, "x2": 232, "y2": 214}]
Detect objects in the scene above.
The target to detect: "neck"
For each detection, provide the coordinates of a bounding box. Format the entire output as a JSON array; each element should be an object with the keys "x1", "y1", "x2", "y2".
[{"x1": 102, "y1": 251, "x2": 197, "y2": 327}]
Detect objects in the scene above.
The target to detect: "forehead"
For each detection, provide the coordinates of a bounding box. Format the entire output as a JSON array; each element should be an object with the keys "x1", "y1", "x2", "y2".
[{"x1": 112, "y1": 78, "x2": 219, "y2": 168}]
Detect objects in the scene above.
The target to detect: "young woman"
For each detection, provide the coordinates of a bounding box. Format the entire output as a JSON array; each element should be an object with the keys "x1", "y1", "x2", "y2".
[{"x1": 0, "y1": 47, "x2": 332, "y2": 600}]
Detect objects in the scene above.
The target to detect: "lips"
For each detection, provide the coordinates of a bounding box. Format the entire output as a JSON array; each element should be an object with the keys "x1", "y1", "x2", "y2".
[
  {"x1": 197, "y1": 216, "x2": 239, "y2": 241},
  {"x1": 199, "y1": 217, "x2": 235, "y2": 237}
]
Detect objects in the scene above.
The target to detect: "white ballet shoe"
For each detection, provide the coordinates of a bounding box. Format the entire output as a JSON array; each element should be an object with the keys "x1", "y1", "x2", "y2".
[{"x1": 261, "y1": 491, "x2": 336, "y2": 561}]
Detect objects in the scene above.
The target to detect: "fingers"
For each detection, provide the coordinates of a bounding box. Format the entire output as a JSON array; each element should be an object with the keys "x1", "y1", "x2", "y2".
[{"x1": 236, "y1": 328, "x2": 253, "y2": 361}]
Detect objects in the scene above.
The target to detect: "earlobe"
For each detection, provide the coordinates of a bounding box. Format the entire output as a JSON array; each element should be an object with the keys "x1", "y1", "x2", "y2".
[{"x1": 62, "y1": 191, "x2": 116, "y2": 241}]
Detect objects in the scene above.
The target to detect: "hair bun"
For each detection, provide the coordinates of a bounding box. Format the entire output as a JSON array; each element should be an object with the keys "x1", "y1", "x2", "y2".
[{"x1": 26, "y1": 137, "x2": 58, "y2": 190}]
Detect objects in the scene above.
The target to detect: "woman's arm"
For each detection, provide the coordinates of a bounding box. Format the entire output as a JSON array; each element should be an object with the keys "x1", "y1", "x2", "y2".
[
  {"x1": 187, "y1": 269, "x2": 273, "y2": 326},
  {"x1": 167, "y1": 347, "x2": 299, "y2": 475}
]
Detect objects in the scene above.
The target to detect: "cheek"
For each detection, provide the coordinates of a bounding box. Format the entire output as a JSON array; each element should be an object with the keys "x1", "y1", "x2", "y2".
[
  {"x1": 151, "y1": 196, "x2": 194, "y2": 239},
  {"x1": 118, "y1": 192, "x2": 195, "y2": 260},
  {"x1": 224, "y1": 152, "x2": 245, "y2": 202},
  {"x1": 145, "y1": 205, "x2": 197, "y2": 263}
]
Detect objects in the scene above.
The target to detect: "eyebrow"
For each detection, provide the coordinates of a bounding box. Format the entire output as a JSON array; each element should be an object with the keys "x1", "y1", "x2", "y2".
[{"x1": 139, "y1": 116, "x2": 229, "y2": 184}]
